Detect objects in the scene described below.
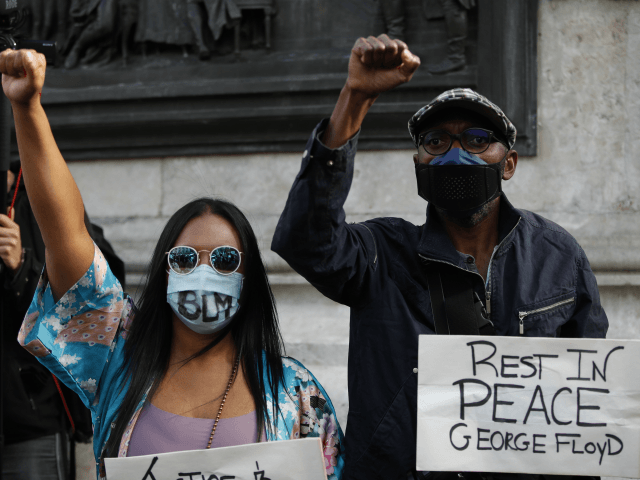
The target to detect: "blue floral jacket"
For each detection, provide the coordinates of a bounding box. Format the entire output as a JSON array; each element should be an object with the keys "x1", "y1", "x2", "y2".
[{"x1": 19, "y1": 244, "x2": 344, "y2": 479}]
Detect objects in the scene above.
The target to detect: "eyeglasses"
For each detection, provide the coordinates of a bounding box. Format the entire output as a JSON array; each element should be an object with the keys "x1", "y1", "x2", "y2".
[
  {"x1": 419, "y1": 128, "x2": 506, "y2": 156},
  {"x1": 166, "y1": 245, "x2": 243, "y2": 275}
]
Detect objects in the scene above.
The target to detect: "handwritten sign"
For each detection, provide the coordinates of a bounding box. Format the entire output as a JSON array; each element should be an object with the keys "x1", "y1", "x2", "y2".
[
  {"x1": 416, "y1": 335, "x2": 640, "y2": 477},
  {"x1": 105, "y1": 438, "x2": 327, "y2": 480}
]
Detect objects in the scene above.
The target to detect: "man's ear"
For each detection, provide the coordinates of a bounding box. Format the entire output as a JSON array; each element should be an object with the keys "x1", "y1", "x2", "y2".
[
  {"x1": 413, "y1": 153, "x2": 419, "y2": 165},
  {"x1": 502, "y1": 150, "x2": 518, "y2": 180}
]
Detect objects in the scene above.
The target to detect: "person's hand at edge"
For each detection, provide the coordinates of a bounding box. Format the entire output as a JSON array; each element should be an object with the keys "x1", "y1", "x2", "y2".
[{"x1": 0, "y1": 212, "x2": 22, "y2": 274}]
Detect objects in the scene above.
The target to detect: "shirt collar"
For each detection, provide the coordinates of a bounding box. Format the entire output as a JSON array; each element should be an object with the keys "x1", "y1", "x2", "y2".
[{"x1": 417, "y1": 194, "x2": 522, "y2": 266}]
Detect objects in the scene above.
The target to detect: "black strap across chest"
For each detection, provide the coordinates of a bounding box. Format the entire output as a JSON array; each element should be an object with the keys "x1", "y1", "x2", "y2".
[{"x1": 423, "y1": 261, "x2": 494, "y2": 336}]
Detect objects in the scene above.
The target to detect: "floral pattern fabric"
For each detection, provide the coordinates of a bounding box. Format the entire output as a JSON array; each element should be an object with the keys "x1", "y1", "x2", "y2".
[{"x1": 19, "y1": 244, "x2": 344, "y2": 479}]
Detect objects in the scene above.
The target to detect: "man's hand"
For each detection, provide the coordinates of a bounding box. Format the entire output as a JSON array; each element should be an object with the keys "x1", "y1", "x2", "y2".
[
  {"x1": 0, "y1": 49, "x2": 46, "y2": 108},
  {"x1": 0, "y1": 212, "x2": 22, "y2": 274},
  {"x1": 346, "y1": 34, "x2": 420, "y2": 98},
  {"x1": 322, "y1": 35, "x2": 420, "y2": 148}
]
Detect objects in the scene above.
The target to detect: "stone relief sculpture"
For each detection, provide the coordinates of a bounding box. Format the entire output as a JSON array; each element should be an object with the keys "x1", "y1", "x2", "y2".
[
  {"x1": 21, "y1": 0, "x2": 473, "y2": 72},
  {"x1": 15, "y1": 1, "x2": 536, "y2": 160},
  {"x1": 423, "y1": 0, "x2": 476, "y2": 74},
  {"x1": 27, "y1": 0, "x2": 270, "y2": 68}
]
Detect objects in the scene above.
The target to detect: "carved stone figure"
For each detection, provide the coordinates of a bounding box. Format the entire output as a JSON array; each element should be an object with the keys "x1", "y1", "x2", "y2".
[
  {"x1": 24, "y1": 0, "x2": 70, "y2": 45},
  {"x1": 186, "y1": 0, "x2": 241, "y2": 59},
  {"x1": 119, "y1": 0, "x2": 138, "y2": 65},
  {"x1": 64, "y1": 0, "x2": 137, "y2": 68},
  {"x1": 424, "y1": 0, "x2": 476, "y2": 75},
  {"x1": 135, "y1": 0, "x2": 195, "y2": 50},
  {"x1": 64, "y1": 0, "x2": 115, "y2": 68},
  {"x1": 380, "y1": 0, "x2": 405, "y2": 41}
]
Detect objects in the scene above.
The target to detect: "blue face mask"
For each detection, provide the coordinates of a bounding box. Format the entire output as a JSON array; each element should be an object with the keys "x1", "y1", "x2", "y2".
[
  {"x1": 415, "y1": 148, "x2": 504, "y2": 217},
  {"x1": 429, "y1": 148, "x2": 488, "y2": 166},
  {"x1": 166, "y1": 265, "x2": 243, "y2": 335}
]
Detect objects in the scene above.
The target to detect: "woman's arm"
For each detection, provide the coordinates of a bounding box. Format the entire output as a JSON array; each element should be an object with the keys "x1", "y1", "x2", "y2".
[{"x1": 0, "y1": 49, "x2": 94, "y2": 300}]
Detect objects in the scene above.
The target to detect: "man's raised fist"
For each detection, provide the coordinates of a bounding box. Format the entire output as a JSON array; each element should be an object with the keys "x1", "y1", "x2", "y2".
[{"x1": 346, "y1": 34, "x2": 421, "y2": 98}]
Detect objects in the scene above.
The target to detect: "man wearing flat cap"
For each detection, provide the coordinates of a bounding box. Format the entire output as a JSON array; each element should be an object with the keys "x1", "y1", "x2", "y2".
[{"x1": 272, "y1": 34, "x2": 607, "y2": 480}]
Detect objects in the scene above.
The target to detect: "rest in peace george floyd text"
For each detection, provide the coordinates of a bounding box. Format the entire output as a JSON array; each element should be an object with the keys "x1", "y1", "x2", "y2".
[{"x1": 448, "y1": 341, "x2": 624, "y2": 465}]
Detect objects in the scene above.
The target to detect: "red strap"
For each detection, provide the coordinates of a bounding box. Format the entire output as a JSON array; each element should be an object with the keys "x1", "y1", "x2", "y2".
[
  {"x1": 8, "y1": 167, "x2": 21, "y2": 218},
  {"x1": 52, "y1": 374, "x2": 76, "y2": 434}
]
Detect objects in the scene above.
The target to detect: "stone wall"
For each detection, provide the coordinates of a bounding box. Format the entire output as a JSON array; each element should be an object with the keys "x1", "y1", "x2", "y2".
[{"x1": 72, "y1": 1, "x2": 640, "y2": 476}]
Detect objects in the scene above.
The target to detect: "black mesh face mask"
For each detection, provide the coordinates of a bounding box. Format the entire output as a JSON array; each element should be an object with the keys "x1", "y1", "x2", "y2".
[{"x1": 415, "y1": 159, "x2": 505, "y2": 217}]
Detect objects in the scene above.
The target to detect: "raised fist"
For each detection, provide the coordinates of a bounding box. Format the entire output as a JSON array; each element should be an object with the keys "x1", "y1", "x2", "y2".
[
  {"x1": 0, "y1": 49, "x2": 46, "y2": 108},
  {"x1": 346, "y1": 34, "x2": 420, "y2": 98}
]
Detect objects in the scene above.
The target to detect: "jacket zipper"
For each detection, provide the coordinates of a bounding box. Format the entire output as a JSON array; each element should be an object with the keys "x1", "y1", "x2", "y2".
[
  {"x1": 419, "y1": 218, "x2": 521, "y2": 322},
  {"x1": 484, "y1": 246, "x2": 498, "y2": 316},
  {"x1": 359, "y1": 223, "x2": 378, "y2": 265},
  {"x1": 486, "y1": 290, "x2": 491, "y2": 316},
  {"x1": 517, "y1": 297, "x2": 576, "y2": 335},
  {"x1": 484, "y1": 219, "x2": 521, "y2": 316}
]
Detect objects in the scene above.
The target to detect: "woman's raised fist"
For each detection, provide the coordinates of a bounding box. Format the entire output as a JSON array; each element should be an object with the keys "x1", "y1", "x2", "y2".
[{"x1": 0, "y1": 49, "x2": 46, "y2": 108}]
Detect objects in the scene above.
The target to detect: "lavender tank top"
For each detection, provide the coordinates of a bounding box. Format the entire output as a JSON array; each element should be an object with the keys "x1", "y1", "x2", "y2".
[{"x1": 127, "y1": 403, "x2": 258, "y2": 457}]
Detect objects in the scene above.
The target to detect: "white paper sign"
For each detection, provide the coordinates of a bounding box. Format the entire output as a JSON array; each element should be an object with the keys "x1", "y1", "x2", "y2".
[
  {"x1": 105, "y1": 438, "x2": 327, "y2": 480},
  {"x1": 417, "y1": 335, "x2": 640, "y2": 477}
]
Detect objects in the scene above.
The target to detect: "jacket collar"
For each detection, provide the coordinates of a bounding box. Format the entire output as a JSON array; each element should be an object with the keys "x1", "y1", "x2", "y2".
[{"x1": 417, "y1": 194, "x2": 522, "y2": 266}]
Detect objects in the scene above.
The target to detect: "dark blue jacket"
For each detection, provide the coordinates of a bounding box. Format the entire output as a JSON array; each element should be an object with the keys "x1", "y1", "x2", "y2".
[{"x1": 271, "y1": 120, "x2": 608, "y2": 480}]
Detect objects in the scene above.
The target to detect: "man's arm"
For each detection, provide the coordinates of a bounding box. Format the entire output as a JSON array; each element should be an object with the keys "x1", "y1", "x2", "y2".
[
  {"x1": 272, "y1": 35, "x2": 420, "y2": 306},
  {"x1": 561, "y1": 247, "x2": 609, "y2": 339},
  {"x1": 323, "y1": 35, "x2": 420, "y2": 148}
]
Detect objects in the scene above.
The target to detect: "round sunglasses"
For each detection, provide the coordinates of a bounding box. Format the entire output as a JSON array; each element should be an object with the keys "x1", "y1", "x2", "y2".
[{"x1": 166, "y1": 245, "x2": 243, "y2": 276}]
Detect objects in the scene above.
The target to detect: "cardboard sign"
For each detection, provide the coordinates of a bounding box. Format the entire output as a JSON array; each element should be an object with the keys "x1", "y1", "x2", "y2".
[
  {"x1": 417, "y1": 335, "x2": 640, "y2": 477},
  {"x1": 105, "y1": 438, "x2": 327, "y2": 480}
]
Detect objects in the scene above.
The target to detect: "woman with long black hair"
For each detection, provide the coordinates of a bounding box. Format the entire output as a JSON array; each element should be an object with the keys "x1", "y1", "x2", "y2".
[{"x1": 3, "y1": 49, "x2": 344, "y2": 479}]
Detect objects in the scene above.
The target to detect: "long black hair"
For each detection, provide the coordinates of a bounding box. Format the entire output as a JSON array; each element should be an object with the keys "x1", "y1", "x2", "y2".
[{"x1": 104, "y1": 197, "x2": 285, "y2": 458}]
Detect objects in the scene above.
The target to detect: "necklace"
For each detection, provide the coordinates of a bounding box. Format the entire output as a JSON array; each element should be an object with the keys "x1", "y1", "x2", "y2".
[{"x1": 206, "y1": 355, "x2": 240, "y2": 449}]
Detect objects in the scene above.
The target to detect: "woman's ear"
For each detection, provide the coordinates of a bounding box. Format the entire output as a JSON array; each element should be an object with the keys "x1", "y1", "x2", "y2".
[
  {"x1": 413, "y1": 153, "x2": 419, "y2": 165},
  {"x1": 502, "y1": 150, "x2": 518, "y2": 181}
]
